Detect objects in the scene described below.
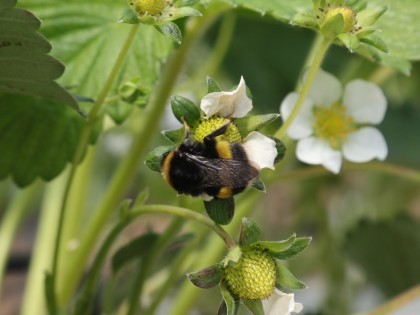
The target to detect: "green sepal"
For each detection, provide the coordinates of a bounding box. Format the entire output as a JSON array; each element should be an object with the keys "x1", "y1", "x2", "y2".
[
  {"x1": 360, "y1": 35, "x2": 388, "y2": 53},
  {"x1": 223, "y1": 246, "x2": 242, "y2": 267},
  {"x1": 271, "y1": 137, "x2": 286, "y2": 163},
  {"x1": 252, "y1": 234, "x2": 296, "y2": 254},
  {"x1": 312, "y1": 0, "x2": 326, "y2": 12},
  {"x1": 239, "y1": 217, "x2": 262, "y2": 247},
  {"x1": 207, "y1": 76, "x2": 222, "y2": 93},
  {"x1": 251, "y1": 178, "x2": 266, "y2": 192},
  {"x1": 357, "y1": 5, "x2": 388, "y2": 27},
  {"x1": 235, "y1": 114, "x2": 280, "y2": 137},
  {"x1": 243, "y1": 299, "x2": 264, "y2": 315},
  {"x1": 118, "y1": 7, "x2": 139, "y2": 24},
  {"x1": 162, "y1": 127, "x2": 185, "y2": 144},
  {"x1": 174, "y1": 0, "x2": 200, "y2": 6},
  {"x1": 169, "y1": 6, "x2": 202, "y2": 21},
  {"x1": 118, "y1": 198, "x2": 133, "y2": 221},
  {"x1": 337, "y1": 33, "x2": 360, "y2": 52},
  {"x1": 270, "y1": 237, "x2": 312, "y2": 260},
  {"x1": 155, "y1": 22, "x2": 182, "y2": 45},
  {"x1": 275, "y1": 263, "x2": 306, "y2": 291},
  {"x1": 111, "y1": 233, "x2": 159, "y2": 274},
  {"x1": 145, "y1": 145, "x2": 175, "y2": 172},
  {"x1": 187, "y1": 264, "x2": 222, "y2": 289},
  {"x1": 290, "y1": 12, "x2": 318, "y2": 30},
  {"x1": 219, "y1": 282, "x2": 239, "y2": 315},
  {"x1": 118, "y1": 77, "x2": 151, "y2": 107},
  {"x1": 204, "y1": 197, "x2": 235, "y2": 225},
  {"x1": 351, "y1": 0, "x2": 367, "y2": 12},
  {"x1": 320, "y1": 11, "x2": 344, "y2": 39},
  {"x1": 171, "y1": 95, "x2": 201, "y2": 128}
]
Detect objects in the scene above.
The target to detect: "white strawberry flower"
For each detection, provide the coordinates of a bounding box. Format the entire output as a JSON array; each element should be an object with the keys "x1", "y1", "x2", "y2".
[
  {"x1": 200, "y1": 76, "x2": 277, "y2": 170},
  {"x1": 263, "y1": 289, "x2": 303, "y2": 315},
  {"x1": 280, "y1": 69, "x2": 388, "y2": 174}
]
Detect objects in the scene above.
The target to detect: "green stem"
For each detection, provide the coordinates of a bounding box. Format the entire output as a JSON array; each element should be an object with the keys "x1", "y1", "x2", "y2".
[
  {"x1": 275, "y1": 36, "x2": 331, "y2": 139},
  {"x1": 267, "y1": 162, "x2": 420, "y2": 184},
  {"x1": 52, "y1": 24, "x2": 139, "y2": 307},
  {"x1": 21, "y1": 174, "x2": 68, "y2": 315},
  {"x1": 0, "y1": 183, "x2": 40, "y2": 300},
  {"x1": 58, "y1": 4, "x2": 228, "y2": 305},
  {"x1": 127, "y1": 217, "x2": 184, "y2": 315}
]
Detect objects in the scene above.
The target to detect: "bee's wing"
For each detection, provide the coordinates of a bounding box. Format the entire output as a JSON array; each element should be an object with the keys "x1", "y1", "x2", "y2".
[{"x1": 184, "y1": 153, "x2": 258, "y2": 188}]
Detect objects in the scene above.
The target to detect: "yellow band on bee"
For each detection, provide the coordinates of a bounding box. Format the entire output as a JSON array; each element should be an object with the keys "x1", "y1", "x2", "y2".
[
  {"x1": 161, "y1": 151, "x2": 175, "y2": 187},
  {"x1": 216, "y1": 142, "x2": 232, "y2": 159},
  {"x1": 217, "y1": 187, "x2": 233, "y2": 199}
]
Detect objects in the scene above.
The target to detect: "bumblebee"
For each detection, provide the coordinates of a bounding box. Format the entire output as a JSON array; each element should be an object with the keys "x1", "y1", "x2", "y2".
[{"x1": 160, "y1": 121, "x2": 259, "y2": 200}]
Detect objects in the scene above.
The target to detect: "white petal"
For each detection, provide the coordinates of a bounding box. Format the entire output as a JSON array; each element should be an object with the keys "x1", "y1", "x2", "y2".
[
  {"x1": 242, "y1": 132, "x2": 277, "y2": 170},
  {"x1": 280, "y1": 92, "x2": 315, "y2": 139},
  {"x1": 263, "y1": 289, "x2": 303, "y2": 315},
  {"x1": 296, "y1": 137, "x2": 343, "y2": 174},
  {"x1": 200, "y1": 76, "x2": 252, "y2": 118},
  {"x1": 343, "y1": 79, "x2": 387, "y2": 124},
  {"x1": 305, "y1": 68, "x2": 342, "y2": 107},
  {"x1": 342, "y1": 127, "x2": 388, "y2": 162}
]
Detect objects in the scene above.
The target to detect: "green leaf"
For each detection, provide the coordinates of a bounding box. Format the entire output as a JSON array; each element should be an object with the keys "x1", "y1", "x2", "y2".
[
  {"x1": 0, "y1": 94, "x2": 94, "y2": 187},
  {"x1": 162, "y1": 127, "x2": 185, "y2": 144},
  {"x1": 204, "y1": 197, "x2": 235, "y2": 225},
  {"x1": 0, "y1": 1, "x2": 82, "y2": 114},
  {"x1": 219, "y1": 283, "x2": 239, "y2": 315},
  {"x1": 235, "y1": 114, "x2": 280, "y2": 137},
  {"x1": 187, "y1": 264, "x2": 222, "y2": 289},
  {"x1": 243, "y1": 299, "x2": 264, "y2": 315},
  {"x1": 111, "y1": 233, "x2": 159, "y2": 274},
  {"x1": 271, "y1": 136, "x2": 286, "y2": 164},
  {"x1": 155, "y1": 22, "x2": 183, "y2": 44},
  {"x1": 269, "y1": 237, "x2": 312, "y2": 260},
  {"x1": 171, "y1": 95, "x2": 201, "y2": 128},
  {"x1": 275, "y1": 263, "x2": 306, "y2": 291},
  {"x1": 239, "y1": 217, "x2": 262, "y2": 246},
  {"x1": 253, "y1": 234, "x2": 296, "y2": 254},
  {"x1": 19, "y1": 0, "x2": 173, "y2": 113},
  {"x1": 145, "y1": 145, "x2": 174, "y2": 172},
  {"x1": 207, "y1": 76, "x2": 222, "y2": 93},
  {"x1": 251, "y1": 178, "x2": 266, "y2": 192}
]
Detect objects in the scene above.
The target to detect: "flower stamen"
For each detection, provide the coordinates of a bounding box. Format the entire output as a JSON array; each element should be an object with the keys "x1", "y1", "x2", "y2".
[
  {"x1": 193, "y1": 117, "x2": 242, "y2": 143},
  {"x1": 313, "y1": 102, "x2": 356, "y2": 149}
]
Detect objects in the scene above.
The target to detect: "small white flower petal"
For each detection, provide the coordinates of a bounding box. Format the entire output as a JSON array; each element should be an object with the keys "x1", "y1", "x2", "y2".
[
  {"x1": 343, "y1": 79, "x2": 387, "y2": 124},
  {"x1": 242, "y1": 131, "x2": 277, "y2": 170},
  {"x1": 296, "y1": 137, "x2": 343, "y2": 174},
  {"x1": 280, "y1": 92, "x2": 315, "y2": 139},
  {"x1": 200, "y1": 76, "x2": 252, "y2": 118},
  {"x1": 342, "y1": 127, "x2": 388, "y2": 162},
  {"x1": 306, "y1": 69, "x2": 342, "y2": 107},
  {"x1": 263, "y1": 289, "x2": 303, "y2": 315}
]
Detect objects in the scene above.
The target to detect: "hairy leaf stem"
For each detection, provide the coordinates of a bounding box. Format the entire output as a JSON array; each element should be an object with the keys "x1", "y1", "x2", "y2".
[{"x1": 275, "y1": 36, "x2": 331, "y2": 139}]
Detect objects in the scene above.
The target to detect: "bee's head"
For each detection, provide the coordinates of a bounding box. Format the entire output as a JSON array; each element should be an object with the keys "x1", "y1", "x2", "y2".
[{"x1": 179, "y1": 137, "x2": 204, "y2": 154}]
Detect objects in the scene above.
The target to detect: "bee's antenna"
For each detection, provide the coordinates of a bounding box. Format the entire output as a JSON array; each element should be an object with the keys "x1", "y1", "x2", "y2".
[{"x1": 181, "y1": 116, "x2": 191, "y2": 139}]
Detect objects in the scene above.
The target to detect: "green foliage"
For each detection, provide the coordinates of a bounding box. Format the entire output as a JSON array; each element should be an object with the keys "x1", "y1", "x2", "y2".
[
  {"x1": 0, "y1": 94, "x2": 93, "y2": 186},
  {"x1": 204, "y1": 197, "x2": 235, "y2": 225},
  {"x1": 171, "y1": 95, "x2": 201, "y2": 128},
  {"x1": 187, "y1": 264, "x2": 222, "y2": 289},
  {"x1": 239, "y1": 217, "x2": 262, "y2": 246},
  {"x1": 219, "y1": 283, "x2": 239, "y2": 315},
  {"x1": 243, "y1": 299, "x2": 264, "y2": 315},
  {"x1": 275, "y1": 263, "x2": 307, "y2": 291}
]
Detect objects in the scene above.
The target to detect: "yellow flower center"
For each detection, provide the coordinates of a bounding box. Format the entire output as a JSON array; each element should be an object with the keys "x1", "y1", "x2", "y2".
[
  {"x1": 133, "y1": 0, "x2": 167, "y2": 16},
  {"x1": 323, "y1": 6, "x2": 356, "y2": 33},
  {"x1": 224, "y1": 248, "x2": 276, "y2": 300},
  {"x1": 193, "y1": 117, "x2": 242, "y2": 143},
  {"x1": 313, "y1": 102, "x2": 356, "y2": 150}
]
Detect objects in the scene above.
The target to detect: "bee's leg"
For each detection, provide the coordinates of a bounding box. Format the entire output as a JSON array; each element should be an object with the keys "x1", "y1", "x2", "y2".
[{"x1": 204, "y1": 120, "x2": 231, "y2": 142}]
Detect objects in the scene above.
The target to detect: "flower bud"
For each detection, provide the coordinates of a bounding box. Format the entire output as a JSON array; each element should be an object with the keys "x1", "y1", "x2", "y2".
[{"x1": 132, "y1": 0, "x2": 167, "y2": 16}]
